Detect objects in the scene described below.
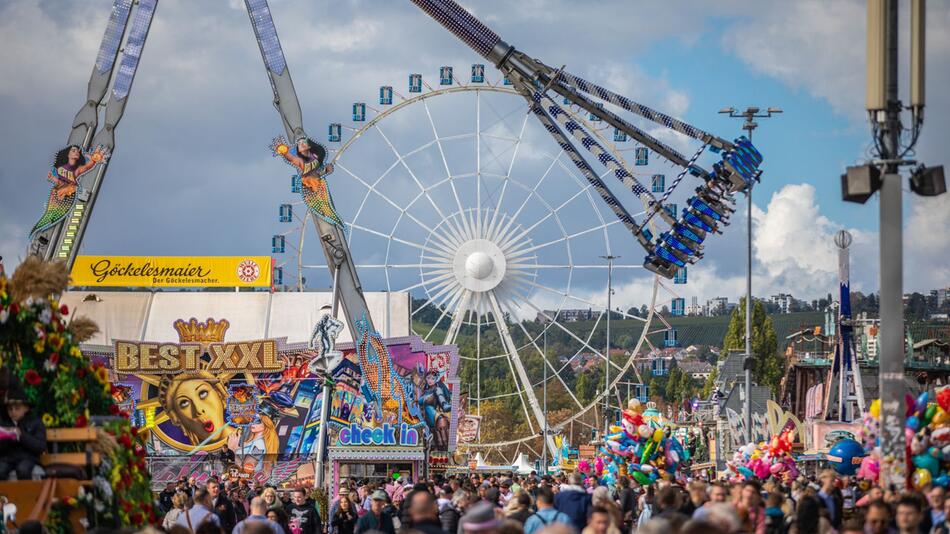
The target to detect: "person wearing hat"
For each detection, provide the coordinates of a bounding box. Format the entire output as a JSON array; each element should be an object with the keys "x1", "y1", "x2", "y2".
[
  {"x1": 459, "y1": 501, "x2": 501, "y2": 534},
  {"x1": 355, "y1": 490, "x2": 395, "y2": 534},
  {"x1": 0, "y1": 384, "x2": 47, "y2": 480}
]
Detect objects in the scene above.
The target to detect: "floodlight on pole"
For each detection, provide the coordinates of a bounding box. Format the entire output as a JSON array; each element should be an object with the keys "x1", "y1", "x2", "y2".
[{"x1": 719, "y1": 105, "x2": 781, "y2": 445}]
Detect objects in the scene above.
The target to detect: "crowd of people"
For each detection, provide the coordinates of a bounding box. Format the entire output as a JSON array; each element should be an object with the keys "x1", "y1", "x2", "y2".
[{"x1": 149, "y1": 468, "x2": 950, "y2": 534}]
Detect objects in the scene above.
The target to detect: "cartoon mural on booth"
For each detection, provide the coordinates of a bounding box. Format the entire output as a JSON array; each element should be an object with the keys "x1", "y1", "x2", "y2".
[{"x1": 92, "y1": 314, "x2": 460, "y2": 488}]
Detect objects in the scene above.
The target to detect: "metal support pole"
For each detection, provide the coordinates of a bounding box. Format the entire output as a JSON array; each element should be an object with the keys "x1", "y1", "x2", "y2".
[
  {"x1": 542, "y1": 328, "x2": 548, "y2": 474},
  {"x1": 718, "y1": 107, "x2": 780, "y2": 445},
  {"x1": 878, "y1": 0, "x2": 906, "y2": 490},
  {"x1": 745, "y1": 183, "x2": 753, "y2": 444},
  {"x1": 601, "y1": 255, "x2": 618, "y2": 432},
  {"x1": 314, "y1": 263, "x2": 341, "y2": 489}
]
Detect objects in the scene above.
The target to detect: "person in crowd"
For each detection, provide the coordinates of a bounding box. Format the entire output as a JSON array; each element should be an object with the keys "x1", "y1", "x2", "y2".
[
  {"x1": 0, "y1": 384, "x2": 46, "y2": 480},
  {"x1": 818, "y1": 469, "x2": 843, "y2": 530},
  {"x1": 262, "y1": 488, "x2": 284, "y2": 512},
  {"x1": 286, "y1": 487, "x2": 320, "y2": 534},
  {"x1": 681, "y1": 481, "x2": 706, "y2": 517},
  {"x1": 788, "y1": 494, "x2": 833, "y2": 534},
  {"x1": 160, "y1": 482, "x2": 178, "y2": 514},
  {"x1": 407, "y1": 489, "x2": 449, "y2": 534},
  {"x1": 441, "y1": 489, "x2": 468, "y2": 534},
  {"x1": 268, "y1": 508, "x2": 292, "y2": 534},
  {"x1": 763, "y1": 492, "x2": 787, "y2": 534},
  {"x1": 615, "y1": 476, "x2": 637, "y2": 532},
  {"x1": 355, "y1": 490, "x2": 395, "y2": 534},
  {"x1": 932, "y1": 494, "x2": 950, "y2": 534},
  {"x1": 582, "y1": 506, "x2": 616, "y2": 534},
  {"x1": 499, "y1": 480, "x2": 513, "y2": 506},
  {"x1": 332, "y1": 491, "x2": 358, "y2": 534},
  {"x1": 737, "y1": 480, "x2": 766, "y2": 534},
  {"x1": 505, "y1": 492, "x2": 532, "y2": 525},
  {"x1": 164, "y1": 492, "x2": 192, "y2": 531},
  {"x1": 208, "y1": 479, "x2": 238, "y2": 534},
  {"x1": 894, "y1": 494, "x2": 923, "y2": 534},
  {"x1": 234, "y1": 496, "x2": 287, "y2": 534},
  {"x1": 553, "y1": 472, "x2": 590, "y2": 532},
  {"x1": 232, "y1": 488, "x2": 249, "y2": 522},
  {"x1": 460, "y1": 501, "x2": 501, "y2": 534},
  {"x1": 176, "y1": 488, "x2": 221, "y2": 531},
  {"x1": 925, "y1": 485, "x2": 946, "y2": 532},
  {"x1": 524, "y1": 486, "x2": 571, "y2": 534}
]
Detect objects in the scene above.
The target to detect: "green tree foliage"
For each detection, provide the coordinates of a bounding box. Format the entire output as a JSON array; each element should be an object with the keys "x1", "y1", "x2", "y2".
[
  {"x1": 701, "y1": 367, "x2": 718, "y2": 398},
  {"x1": 722, "y1": 298, "x2": 780, "y2": 395}
]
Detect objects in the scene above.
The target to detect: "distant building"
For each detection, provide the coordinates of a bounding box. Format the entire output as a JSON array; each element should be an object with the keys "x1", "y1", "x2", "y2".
[
  {"x1": 770, "y1": 293, "x2": 795, "y2": 314},
  {"x1": 679, "y1": 360, "x2": 714, "y2": 380},
  {"x1": 705, "y1": 297, "x2": 729, "y2": 316},
  {"x1": 535, "y1": 308, "x2": 601, "y2": 323}
]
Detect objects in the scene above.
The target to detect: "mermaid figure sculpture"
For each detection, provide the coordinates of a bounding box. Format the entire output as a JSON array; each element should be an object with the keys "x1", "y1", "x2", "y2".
[
  {"x1": 354, "y1": 315, "x2": 421, "y2": 426},
  {"x1": 271, "y1": 136, "x2": 344, "y2": 227},
  {"x1": 30, "y1": 144, "x2": 110, "y2": 240}
]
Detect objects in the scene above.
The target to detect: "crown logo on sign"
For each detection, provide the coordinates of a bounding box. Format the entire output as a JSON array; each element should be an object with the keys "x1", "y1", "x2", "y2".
[{"x1": 173, "y1": 317, "x2": 230, "y2": 344}]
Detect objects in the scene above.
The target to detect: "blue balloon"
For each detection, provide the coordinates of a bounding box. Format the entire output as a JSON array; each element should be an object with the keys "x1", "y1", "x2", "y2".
[
  {"x1": 916, "y1": 391, "x2": 930, "y2": 414},
  {"x1": 907, "y1": 416, "x2": 921, "y2": 431},
  {"x1": 914, "y1": 454, "x2": 940, "y2": 476},
  {"x1": 828, "y1": 439, "x2": 866, "y2": 475},
  {"x1": 935, "y1": 474, "x2": 950, "y2": 487}
]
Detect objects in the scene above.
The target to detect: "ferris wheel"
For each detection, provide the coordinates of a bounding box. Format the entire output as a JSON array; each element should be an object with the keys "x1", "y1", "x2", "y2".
[{"x1": 272, "y1": 65, "x2": 690, "y2": 462}]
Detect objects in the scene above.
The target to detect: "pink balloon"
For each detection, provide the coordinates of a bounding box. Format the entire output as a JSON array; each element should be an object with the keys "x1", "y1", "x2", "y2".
[
  {"x1": 769, "y1": 463, "x2": 785, "y2": 474},
  {"x1": 857, "y1": 456, "x2": 880, "y2": 482}
]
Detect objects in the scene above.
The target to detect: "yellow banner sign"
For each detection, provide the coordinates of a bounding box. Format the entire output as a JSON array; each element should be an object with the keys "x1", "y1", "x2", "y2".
[
  {"x1": 71, "y1": 256, "x2": 271, "y2": 287},
  {"x1": 113, "y1": 339, "x2": 283, "y2": 374}
]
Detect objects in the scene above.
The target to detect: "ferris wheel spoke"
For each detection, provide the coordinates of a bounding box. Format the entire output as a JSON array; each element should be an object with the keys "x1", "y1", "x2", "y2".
[
  {"x1": 498, "y1": 178, "x2": 599, "y2": 253},
  {"x1": 425, "y1": 286, "x2": 465, "y2": 340},
  {"x1": 373, "y1": 123, "x2": 452, "y2": 223},
  {"x1": 485, "y1": 112, "x2": 531, "y2": 243},
  {"x1": 513, "y1": 320, "x2": 585, "y2": 409},
  {"x1": 521, "y1": 299, "x2": 624, "y2": 374},
  {"x1": 508, "y1": 220, "x2": 619, "y2": 260},
  {"x1": 400, "y1": 270, "x2": 456, "y2": 295},
  {"x1": 421, "y1": 99, "x2": 473, "y2": 244},
  {"x1": 347, "y1": 222, "x2": 454, "y2": 262},
  {"x1": 491, "y1": 151, "x2": 562, "y2": 245}
]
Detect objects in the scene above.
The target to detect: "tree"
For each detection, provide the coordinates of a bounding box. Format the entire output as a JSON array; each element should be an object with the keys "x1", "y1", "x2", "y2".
[
  {"x1": 722, "y1": 297, "x2": 780, "y2": 395},
  {"x1": 701, "y1": 367, "x2": 718, "y2": 398}
]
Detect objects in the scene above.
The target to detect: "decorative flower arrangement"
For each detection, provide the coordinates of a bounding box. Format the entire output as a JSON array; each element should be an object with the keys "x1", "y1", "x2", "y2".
[{"x1": 0, "y1": 258, "x2": 155, "y2": 529}]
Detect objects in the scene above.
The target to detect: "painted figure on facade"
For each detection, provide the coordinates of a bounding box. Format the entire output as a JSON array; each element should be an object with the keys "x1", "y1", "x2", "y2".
[
  {"x1": 354, "y1": 317, "x2": 421, "y2": 427},
  {"x1": 271, "y1": 136, "x2": 344, "y2": 227},
  {"x1": 30, "y1": 144, "x2": 110, "y2": 240},
  {"x1": 418, "y1": 368, "x2": 452, "y2": 450}
]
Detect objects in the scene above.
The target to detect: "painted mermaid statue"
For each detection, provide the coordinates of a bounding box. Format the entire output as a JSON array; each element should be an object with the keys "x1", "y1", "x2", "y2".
[
  {"x1": 30, "y1": 144, "x2": 110, "y2": 241},
  {"x1": 270, "y1": 136, "x2": 344, "y2": 227}
]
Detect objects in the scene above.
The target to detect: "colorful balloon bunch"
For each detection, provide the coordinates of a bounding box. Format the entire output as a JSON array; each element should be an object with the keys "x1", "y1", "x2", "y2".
[
  {"x1": 597, "y1": 399, "x2": 689, "y2": 486},
  {"x1": 726, "y1": 430, "x2": 799, "y2": 482},
  {"x1": 857, "y1": 389, "x2": 950, "y2": 490}
]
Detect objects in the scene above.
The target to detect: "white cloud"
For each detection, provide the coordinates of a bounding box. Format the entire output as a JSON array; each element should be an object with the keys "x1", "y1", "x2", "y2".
[{"x1": 905, "y1": 193, "x2": 950, "y2": 291}]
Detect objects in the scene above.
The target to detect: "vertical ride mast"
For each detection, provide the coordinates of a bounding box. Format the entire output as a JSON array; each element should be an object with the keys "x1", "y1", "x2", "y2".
[{"x1": 243, "y1": 0, "x2": 375, "y2": 340}]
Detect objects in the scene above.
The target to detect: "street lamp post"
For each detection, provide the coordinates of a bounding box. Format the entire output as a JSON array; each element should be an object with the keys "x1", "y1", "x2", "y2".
[
  {"x1": 718, "y1": 107, "x2": 781, "y2": 444},
  {"x1": 601, "y1": 255, "x2": 619, "y2": 433},
  {"x1": 541, "y1": 327, "x2": 548, "y2": 474}
]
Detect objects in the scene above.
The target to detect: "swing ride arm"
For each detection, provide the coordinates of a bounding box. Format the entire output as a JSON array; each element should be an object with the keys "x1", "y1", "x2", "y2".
[
  {"x1": 242, "y1": 0, "x2": 375, "y2": 339},
  {"x1": 409, "y1": 0, "x2": 765, "y2": 278},
  {"x1": 29, "y1": 0, "x2": 155, "y2": 265}
]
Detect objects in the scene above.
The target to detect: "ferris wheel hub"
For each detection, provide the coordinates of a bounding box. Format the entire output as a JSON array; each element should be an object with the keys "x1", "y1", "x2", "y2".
[
  {"x1": 454, "y1": 239, "x2": 506, "y2": 292},
  {"x1": 465, "y1": 251, "x2": 494, "y2": 279}
]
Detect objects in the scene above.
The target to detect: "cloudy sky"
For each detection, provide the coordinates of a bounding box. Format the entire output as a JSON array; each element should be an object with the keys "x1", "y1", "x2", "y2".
[{"x1": 0, "y1": 0, "x2": 947, "y2": 314}]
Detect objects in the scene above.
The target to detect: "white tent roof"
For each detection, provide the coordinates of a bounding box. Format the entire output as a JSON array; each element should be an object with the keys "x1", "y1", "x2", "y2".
[{"x1": 60, "y1": 290, "x2": 410, "y2": 346}]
